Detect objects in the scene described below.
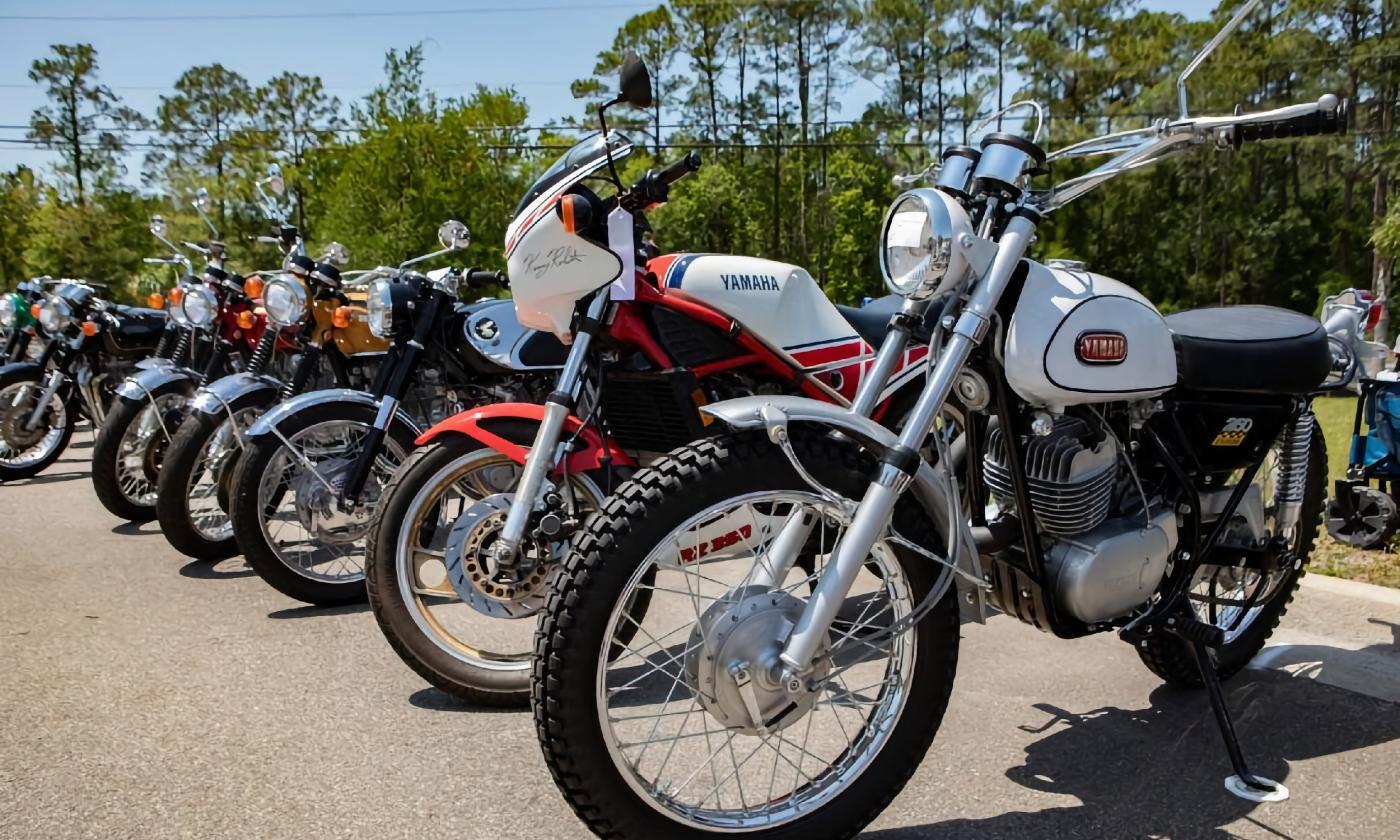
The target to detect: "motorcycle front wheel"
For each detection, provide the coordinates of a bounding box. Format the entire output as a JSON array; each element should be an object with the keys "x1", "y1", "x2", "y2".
[
  {"x1": 228, "y1": 400, "x2": 416, "y2": 606},
  {"x1": 0, "y1": 368, "x2": 74, "y2": 482},
  {"x1": 91, "y1": 387, "x2": 187, "y2": 521},
  {"x1": 156, "y1": 407, "x2": 261, "y2": 559},
  {"x1": 533, "y1": 432, "x2": 960, "y2": 839}
]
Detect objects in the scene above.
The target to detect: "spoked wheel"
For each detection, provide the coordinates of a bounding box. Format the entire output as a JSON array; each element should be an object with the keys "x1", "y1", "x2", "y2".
[
  {"x1": 534, "y1": 433, "x2": 960, "y2": 839},
  {"x1": 366, "y1": 435, "x2": 611, "y2": 706},
  {"x1": 156, "y1": 408, "x2": 260, "y2": 559},
  {"x1": 229, "y1": 401, "x2": 416, "y2": 605},
  {"x1": 1324, "y1": 485, "x2": 1397, "y2": 550},
  {"x1": 1139, "y1": 420, "x2": 1327, "y2": 687},
  {"x1": 91, "y1": 390, "x2": 186, "y2": 521},
  {"x1": 0, "y1": 373, "x2": 74, "y2": 482}
]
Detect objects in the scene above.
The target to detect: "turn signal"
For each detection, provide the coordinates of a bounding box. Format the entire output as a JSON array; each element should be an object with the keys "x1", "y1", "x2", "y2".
[
  {"x1": 237, "y1": 311, "x2": 256, "y2": 330},
  {"x1": 244, "y1": 276, "x2": 264, "y2": 299},
  {"x1": 556, "y1": 194, "x2": 592, "y2": 234},
  {"x1": 81, "y1": 321, "x2": 99, "y2": 337},
  {"x1": 147, "y1": 292, "x2": 165, "y2": 309},
  {"x1": 332, "y1": 306, "x2": 353, "y2": 329},
  {"x1": 29, "y1": 303, "x2": 40, "y2": 318},
  {"x1": 169, "y1": 287, "x2": 184, "y2": 305}
]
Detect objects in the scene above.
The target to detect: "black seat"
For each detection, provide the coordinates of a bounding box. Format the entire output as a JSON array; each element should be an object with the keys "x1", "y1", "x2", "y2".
[
  {"x1": 836, "y1": 294, "x2": 946, "y2": 347},
  {"x1": 1165, "y1": 305, "x2": 1331, "y2": 394}
]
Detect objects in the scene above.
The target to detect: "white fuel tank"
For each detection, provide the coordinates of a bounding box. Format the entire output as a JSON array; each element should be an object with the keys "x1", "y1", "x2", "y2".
[
  {"x1": 654, "y1": 254, "x2": 868, "y2": 369},
  {"x1": 1004, "y1": 260, "x2": 1176, "y2": 408}
]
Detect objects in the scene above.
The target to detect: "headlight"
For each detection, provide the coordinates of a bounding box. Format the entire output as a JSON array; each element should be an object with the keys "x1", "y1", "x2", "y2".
[
  {"x1": 263, "y1": 276, "x2": 308, "y2": 327},
  {"x1": 181, "y1": 285, "x2": 217, "y2": 329},
  {"x1": 0, "y1": 296, "x2": 16, "y2": 328},
  {"x1": 878, "y1": 188, "x2": 971, "y2": 299},
  {"x1": 367, "y1": 278, "x2": 395, "y2": 338},
  {"x1": 38, "y1": 299, "x2": 71, "y2": 334}
]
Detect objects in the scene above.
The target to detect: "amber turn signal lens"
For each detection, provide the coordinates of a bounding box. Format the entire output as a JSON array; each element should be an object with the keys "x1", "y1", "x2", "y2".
[
  {"x1": 237, "y1": 311, "x2": 256, "y2": 330},
  {"x1": 147, "y1": 292, "x2": 165, "y2": 309},
  {"x1": 556, "y1": 193, "x2": 592, "y2": 234},
  {"x1": 331, "y1": 306, "x2": 353, "y2": 329},
  {"x1": 29, "y1": 303, "x2": 40, "y2": 318},
  {"x1": 81, "y1": 321, "x2": 99, "y2": 337},
  {"x1": 169, "y1": 287, "x2": 185, "y2": 305},
  {"x1": 244, "y1": 277, "x2": 264, "y2": 299}
]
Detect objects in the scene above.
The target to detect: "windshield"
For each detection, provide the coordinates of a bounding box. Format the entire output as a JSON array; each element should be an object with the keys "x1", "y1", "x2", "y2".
[{"x1": 512, "y1": 131, "x2": 634, "y2": 218}]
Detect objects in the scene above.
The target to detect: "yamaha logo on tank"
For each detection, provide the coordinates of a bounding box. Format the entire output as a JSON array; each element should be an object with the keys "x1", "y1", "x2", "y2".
[{"x1": 720, "y1": 274, "x2": 779, "y2": 292}]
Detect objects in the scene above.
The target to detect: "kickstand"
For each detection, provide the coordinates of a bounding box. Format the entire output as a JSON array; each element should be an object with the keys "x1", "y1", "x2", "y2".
[{"x1": 1191, "y1": 640, "x2": 1290, "y2": 803}]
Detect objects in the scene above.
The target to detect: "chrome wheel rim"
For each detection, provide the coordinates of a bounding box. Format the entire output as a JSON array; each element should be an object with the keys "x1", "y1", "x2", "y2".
[
  {"x1": 113, "y1": 394, "x2": 183, "y2": 505},
  {"x1": 185, "y1": 410, "x2": 257, "y2": 541},
  {"x1": 596, "y1": 491, "x2": 916, "y2": 831},
  {"x1": 255, "y1": 419, "x2": 407, "y2": 583},
  {"x1": 0, "y1": 381, "x2": 67, "y2": 469},
  {"x1": 394, "y1": 449, "x2": 604, "y2": 672}
]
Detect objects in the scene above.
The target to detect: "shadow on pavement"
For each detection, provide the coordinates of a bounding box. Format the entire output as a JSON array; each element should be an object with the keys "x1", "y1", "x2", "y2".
[
  {"x1": 407, "y1": 686, "x2": 520, "y2": 714},
  {"x1": 862, "y1": 669, "x2": 1400, "y2": 839},
  {"x1": 266, "y1": 602, "x2": 369, "y2": 619},
  {"x1": 178, "y1": 557, "x2": 255, "y2": 579},
  {"x1": 112, "y1": 520, "x2": 161, "y2": 536},
  {"x1": 7, "y1": 470, "x2": 89, "y2": 486}
]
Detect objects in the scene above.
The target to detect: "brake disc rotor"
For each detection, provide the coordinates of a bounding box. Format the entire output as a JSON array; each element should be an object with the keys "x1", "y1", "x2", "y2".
[
  {"x1": 0, "y1": 399, "x2": 46, "y2": 451},
  {"x1": 683, "y1": 587, "x2": 830, "y2": 736},
  {"x1": 292, "y1": 456, "x2": 378, "y2": 544},
  {"x1": 443, "y1": 493, "x2": 552, "y2": 619}
]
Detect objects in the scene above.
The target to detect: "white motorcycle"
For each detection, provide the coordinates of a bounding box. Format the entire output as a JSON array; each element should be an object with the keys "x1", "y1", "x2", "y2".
[
  {"x1": 531, "y1": 3, "x2": 1345, "y2": 837},
  {"x1": 1320, "y1": 287, "x2": 1390, "y2": 389}
]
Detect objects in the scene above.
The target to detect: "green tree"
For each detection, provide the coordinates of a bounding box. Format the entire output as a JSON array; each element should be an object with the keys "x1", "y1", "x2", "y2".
[{"x1": 151, "y1": 64, "x2": 253, "y2": 229}]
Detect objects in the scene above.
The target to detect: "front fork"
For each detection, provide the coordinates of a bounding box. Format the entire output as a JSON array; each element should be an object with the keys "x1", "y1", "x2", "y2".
[
  {"x1": 23, "y1": 370, "x2": 66, "y2": 431},
  {"x1": 491, "y1": 291, "x2": 611, "y2": 566},
  {"x1": 776, "y1": 214, "x2": 1036, "y2": 676}
]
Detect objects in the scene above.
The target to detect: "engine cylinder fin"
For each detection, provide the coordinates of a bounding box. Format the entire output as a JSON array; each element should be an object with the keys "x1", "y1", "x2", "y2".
[{"x1": 984, "y1": 415, "x2": 1119, "y2": 537}]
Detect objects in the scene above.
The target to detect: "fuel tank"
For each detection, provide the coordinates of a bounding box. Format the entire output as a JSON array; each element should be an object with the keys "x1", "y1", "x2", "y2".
[
  {"x1": 651, "y1": 254, "x2": 868, "y2": 371},
  {"x1": 1004, "y1": 260, "x2": 1176, "y2": 408}
]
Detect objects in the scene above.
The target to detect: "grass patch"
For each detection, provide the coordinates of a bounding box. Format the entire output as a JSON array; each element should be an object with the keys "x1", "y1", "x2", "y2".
[{"x1": 1311, "y1": 392, "x2": 1400, "y2": 588}]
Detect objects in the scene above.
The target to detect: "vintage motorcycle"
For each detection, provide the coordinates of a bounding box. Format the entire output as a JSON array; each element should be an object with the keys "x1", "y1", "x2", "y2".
[
  {"x1": 228, "y1": 221, "x2": 557, "y2": 603},
  {"x1": 532, "y1": 7, "x2": 1345, "y2": 837},
  {"x1": 0, "y1": 280, "x2": 168, "y2": 482},
  {"x1": 1319, "y1": 287, "x2": 1389, "y2": 390},
  {"x1": 1, "y1": 279, "x2": 49, "y2": 363},
  {"x1": 364, "y1": 55, "x2": 937, "y2": 707}
]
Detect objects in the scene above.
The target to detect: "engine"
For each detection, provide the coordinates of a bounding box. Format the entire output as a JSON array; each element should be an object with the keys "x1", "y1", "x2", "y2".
[{"x1": 983, "y1": 413, "x2": 1178, "y2": 624}]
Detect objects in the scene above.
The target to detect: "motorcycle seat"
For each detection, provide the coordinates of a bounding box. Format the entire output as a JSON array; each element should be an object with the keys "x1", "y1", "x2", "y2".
[
  {"x1": 1166, "y1": 305, "x2": 1332, "y2": 394},
  {"x1": 836, "y1": 293, "x2": 947, "y2": 347}
]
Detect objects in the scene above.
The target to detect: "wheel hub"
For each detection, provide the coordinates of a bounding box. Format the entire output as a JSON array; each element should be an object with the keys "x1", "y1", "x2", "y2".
[
  {"x1": 0, "y1": 399, "x2": 46, "y2": 451},
  {"x1": 443, "y1": 493, "x2": 551, "y2": 619},
  {"x1": 684, "y1": 587, "x2": 829, "y2": 736},
  {"x1": 293, "y1": 457, "x2": 377, "y2": 544}
]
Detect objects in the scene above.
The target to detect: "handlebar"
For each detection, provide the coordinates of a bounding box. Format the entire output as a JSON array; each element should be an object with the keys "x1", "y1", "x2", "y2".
[
  {"x1": 465, "y1": 269, "x2": 507, "y2": 287},
  {"x1": 658, "y1": 151, "x2": 702, "y2": 186},
  {"x1": 622, "y1": 151, "x2": 703, "y2": 211}
]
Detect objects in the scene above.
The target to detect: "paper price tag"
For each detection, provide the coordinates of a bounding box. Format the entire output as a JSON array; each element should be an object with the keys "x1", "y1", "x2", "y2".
[{"x1": 608, "y1": 207, "x2": 636, "y2": 301}]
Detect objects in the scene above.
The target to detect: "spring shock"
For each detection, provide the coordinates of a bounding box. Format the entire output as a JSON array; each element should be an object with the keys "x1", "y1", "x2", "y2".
[
  {"x1": 247, "y1": 329, "x2": 278, "y2": 375},
  {"x1": 170, "y1": 329, "x2": 191, "y2": 367},
  {"x1": 1274, "y1": 409, "x2": 1314, "y2": 537},
  {"x1": 153, "y1": 327, "x2": 176, "y2": 360}
]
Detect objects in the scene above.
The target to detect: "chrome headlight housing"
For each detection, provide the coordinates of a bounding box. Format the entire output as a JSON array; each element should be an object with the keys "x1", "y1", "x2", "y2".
[
  {"x1": 181, "y1": 285, "x2": 217, "y2": 329},
  {"x1": 263, "y1": 276, "x2": 308, "y2": 327},
  {"x1": 878, "y1": 188, "x2": 972, "y2": 299},
  {"x1": 38, "y1": 298, "x2": 72, "y2": 334},
  {"x1": 367, "y1": 278, "x2": 395, "y2": 338},
  {"x1": 0, "y1": 296, "x2": 16, "y2": 328}
]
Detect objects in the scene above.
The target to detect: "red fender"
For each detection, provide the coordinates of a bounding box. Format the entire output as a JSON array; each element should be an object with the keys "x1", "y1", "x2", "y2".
[{"x1": 415, "y1": 402, "x2": 638, "y2": 472}]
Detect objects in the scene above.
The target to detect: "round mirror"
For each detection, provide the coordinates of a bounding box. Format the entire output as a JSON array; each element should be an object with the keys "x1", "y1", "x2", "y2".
[
  {"x1": 267, "y1": 164, "x2": 286, "y2": 197},
  {"x1": 324, "y1": 241, "x2": 350, "y2": 266},
  {"x1": 193, "y1": 187, "x2": 211, "y2": 213},
  {"x1": 149, "y1": 215, "x2": 167, "y2": 237},
  {"x1": 438, "y1": 220, "x2": 471, "y2": 250}
]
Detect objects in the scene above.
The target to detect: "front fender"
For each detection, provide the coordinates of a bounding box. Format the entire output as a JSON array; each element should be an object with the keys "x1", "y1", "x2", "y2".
[
  {"x1": 189, "y1": 372, "x2": 282, "y2": 418},
  {"x1": 134, "y1": 357, "x2": 177, "y2": 372},
  {"x1": 246, "y1": 388, "x2": 421, "y2": 440},
  {"x1": 114, "y1": 366, "x2": 196, "y2": 402},
  {"x1": 702, "y1": 394, "x2": 984, "y2": 621},
  {"x1": 417, "y1": 402, "x2": 637, "y2": 472},
  {"x1": 0, "y1": 360, "x2": 43, "y2": 382}
]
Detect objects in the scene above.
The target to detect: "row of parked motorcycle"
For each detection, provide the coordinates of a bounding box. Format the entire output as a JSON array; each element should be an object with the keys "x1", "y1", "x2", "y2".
[{"x1": 0, "y1": 18, "x2": 1375, "y2": 836}]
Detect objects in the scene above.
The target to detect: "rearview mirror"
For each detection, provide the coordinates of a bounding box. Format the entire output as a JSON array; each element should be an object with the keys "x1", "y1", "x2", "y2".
[
  {"x1": 324, "y1": 241, "x2": 350, "y2": 265},
  {"x1": 1177, "y1": 0, "x2": 1261, "y2": 119},
  {"x1": 149, "y1": 215, "x2": 167, "y2": 237},
  {"x1": 438, "y1": 220, "x2": 471, "y2": 251},
  {"x1": 618, "y1": 52, "x2": 653, "y2": 109},
  {"x1": 267, "y1": 164, "x2": 286, "y2": 197},
  {"x1": 193, "y1": 187, "x2": 211, "y2": 213}
]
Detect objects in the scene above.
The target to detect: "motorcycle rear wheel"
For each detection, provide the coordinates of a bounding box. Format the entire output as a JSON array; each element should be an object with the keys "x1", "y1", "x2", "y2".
[{"x1": 533, "y1": 432, "x2": 960, "y2": 839}]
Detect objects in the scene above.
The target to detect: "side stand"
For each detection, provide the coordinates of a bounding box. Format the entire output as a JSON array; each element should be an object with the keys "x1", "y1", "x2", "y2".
[{"x1": 1189, "y1": 639, "x2": 1290, "y2": 803}]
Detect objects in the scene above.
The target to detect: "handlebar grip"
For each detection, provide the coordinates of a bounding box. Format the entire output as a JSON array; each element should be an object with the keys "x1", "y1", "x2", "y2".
[
  {"x1": 1234, "y1": 97, "x2": 1348, "y2": 145},
  {"x1": 658, "y1": 150, "x2": 702, "y2": 186},
  {"x1": 466, "y1": 269, "x2": 508, "y2": 287}
]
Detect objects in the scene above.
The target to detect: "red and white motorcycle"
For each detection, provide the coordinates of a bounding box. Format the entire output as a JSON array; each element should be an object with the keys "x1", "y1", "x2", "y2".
[{"x1": 363, "y1": 55, "x2": 937, "y2": 706}]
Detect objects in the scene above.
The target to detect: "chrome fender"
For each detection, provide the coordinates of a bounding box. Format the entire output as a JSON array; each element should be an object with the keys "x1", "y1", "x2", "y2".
[
  {"x1": 115, "y1": 366, "x2": 196, "y2": 403},
  {"x1": 134, "y1": 357, "x2": 176, "y2": 372},
  {"x1": 701, "y1": 394, "x2": 985, "y2": 622},
  {"x1": 245, "y1": 388, "x2": 422, "y2": 440},
  {"x1": 190, "y1": 373, "x2": 282, "y2": 418}
]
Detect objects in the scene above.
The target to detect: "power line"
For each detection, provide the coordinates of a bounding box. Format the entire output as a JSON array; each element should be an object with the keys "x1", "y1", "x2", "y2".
[{"x1": 0, "y1": 3, "x2": 663, "y2": 22}]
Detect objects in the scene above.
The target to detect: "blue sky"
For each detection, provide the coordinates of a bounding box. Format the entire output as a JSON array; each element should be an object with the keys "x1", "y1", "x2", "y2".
[{"x1": 0, "y1": 0, "x2": 1224, "y2": 174}]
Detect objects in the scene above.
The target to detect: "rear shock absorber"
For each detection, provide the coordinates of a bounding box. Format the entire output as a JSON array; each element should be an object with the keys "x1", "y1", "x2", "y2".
[
  {"x1": 280, "y1": 345, "x2": 322, "y2": 400},
  {"x1": 1274, "y1": 408, "x2": 1315, "y2": 537},
  {"x1": 153, "y1": 326, "x2": 176, "y2": 360},
  {"x1": 247, "y1": 329, "x2": 278, "y2": 375},
  {"x1": 170, "y1": 329, "x2": 191, "y2": 368}
]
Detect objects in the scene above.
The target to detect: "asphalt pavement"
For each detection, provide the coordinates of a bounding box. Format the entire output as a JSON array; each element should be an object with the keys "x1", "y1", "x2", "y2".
[{"x1": 2, "y1": 434, "x2": 1398, "y2": 839}]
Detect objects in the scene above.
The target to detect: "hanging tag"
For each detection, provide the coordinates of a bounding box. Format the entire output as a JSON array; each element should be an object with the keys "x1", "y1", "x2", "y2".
[{"x1": 608, "y1": 207, "x2": 636, "y2": 301}]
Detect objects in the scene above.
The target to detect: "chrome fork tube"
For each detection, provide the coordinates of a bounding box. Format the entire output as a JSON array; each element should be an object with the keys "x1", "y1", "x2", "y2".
[
  {"x1": 24, "y1": 370, "x2": 65, "y2": 431},
  {"x1": 778, "y1": 213, "x2": 1038, "y2": 675},
  {"x1": 494, "y1": 291, "x2": 610, "y2": 561}
]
